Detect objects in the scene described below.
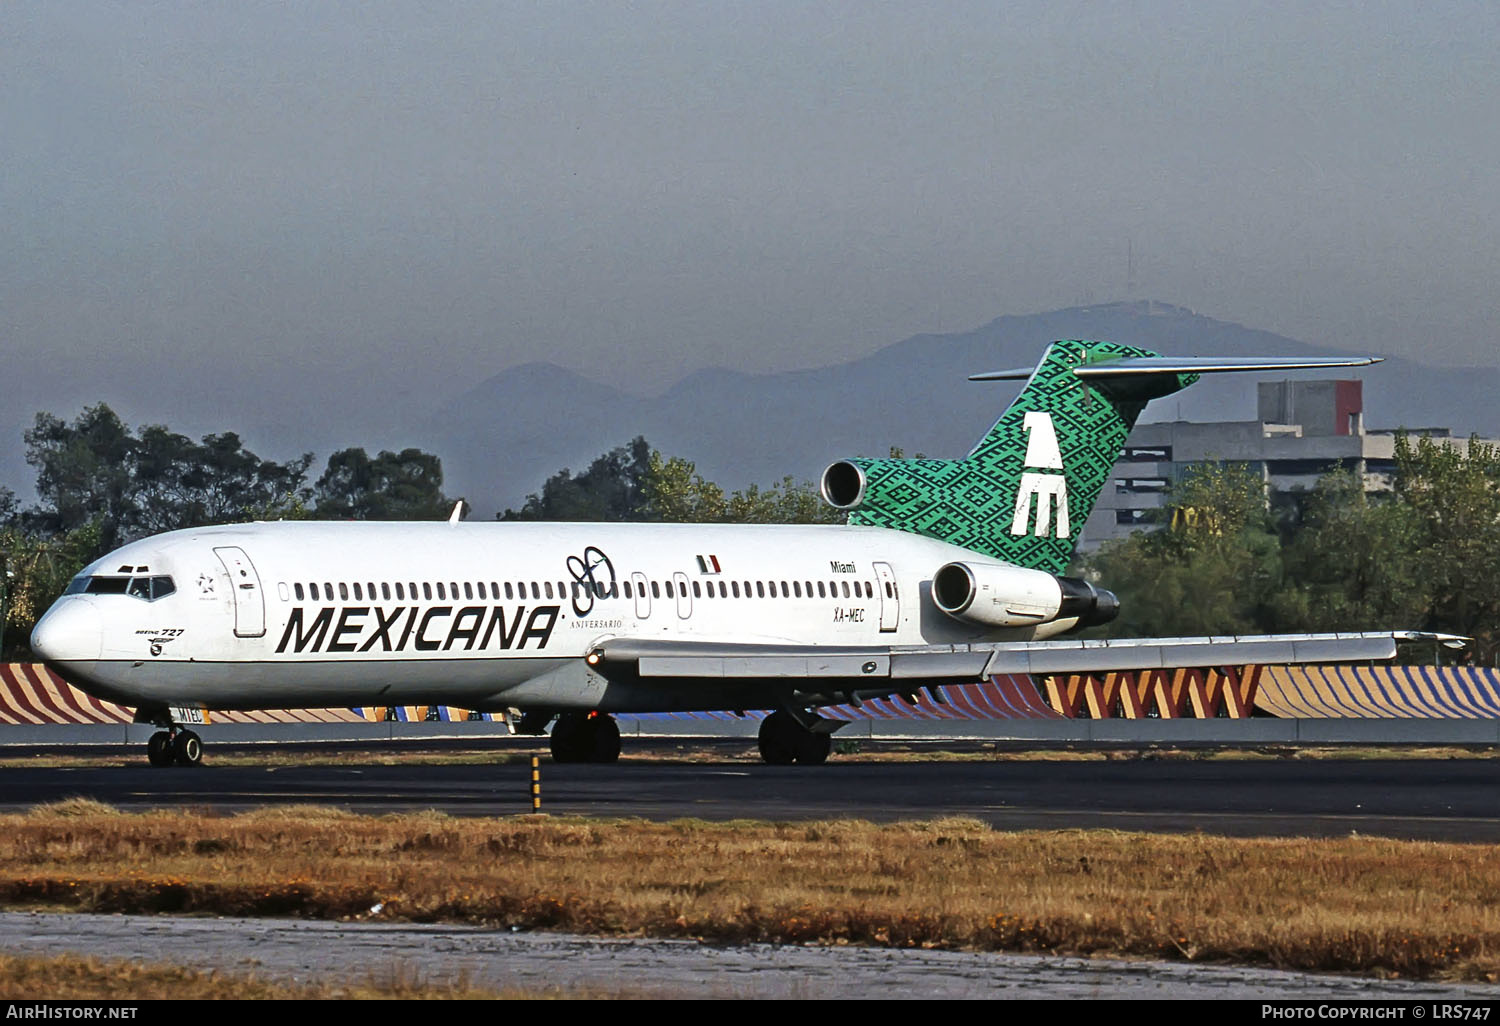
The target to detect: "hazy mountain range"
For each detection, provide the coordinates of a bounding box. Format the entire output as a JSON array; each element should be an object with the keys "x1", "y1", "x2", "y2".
[
  {"x1": 5, "y1": 300, "x2": 1496, "y2": 518},
  {"x1": 422, "y1": 300, "x2": 1500, "y2": 517}
]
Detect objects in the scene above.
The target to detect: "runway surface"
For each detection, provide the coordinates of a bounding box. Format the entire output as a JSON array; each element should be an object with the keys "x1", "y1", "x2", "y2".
[
  {"x1": 6, "y1": 745, "x2": 1500, "y2": 840},
  {"x1": 7, "y1": 911, "x2": 1500, "y2": 1000}
]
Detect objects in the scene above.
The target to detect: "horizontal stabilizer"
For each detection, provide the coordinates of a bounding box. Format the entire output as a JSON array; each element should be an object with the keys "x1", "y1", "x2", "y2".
[
  {"x1": 1072, "y1": 356, "x2": 1382, "y2": 378},
  {"x1": 971, "y1": 355, "x2": 1381, "y2": 382}
]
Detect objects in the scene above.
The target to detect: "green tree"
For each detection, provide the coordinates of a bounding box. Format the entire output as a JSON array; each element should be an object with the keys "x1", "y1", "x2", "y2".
[
  {"x1": 313, "y1": 447, "x2": 454, "y2": 520},
  {"x1": 640, "y1": 450, "x2": 841, "y2": 524},
  {"x1": 499, "y1": 437, "x2": 653, "y2": 521},
  {"x1": 1268, "y1": 472, "x2": 1430, "y2": 633},
  {"x1": 25, "y1": 405, "x2": 313, "y2": 544},
  {"x1": 1391, "y1": 433, "x2": 1500, "y2": 660},
  {"x1": 0, "y1": 520, "x2": 104, "y2": 658},
  {"x1": 25, "y1": 405, "x2": 136, "y2": 548},
  {"x1": 638, "y1": 450, "x2": 728, "y2": 522},
  {"x1": 1082, "y1": 462, "x2": 1280, "y2": 637}
]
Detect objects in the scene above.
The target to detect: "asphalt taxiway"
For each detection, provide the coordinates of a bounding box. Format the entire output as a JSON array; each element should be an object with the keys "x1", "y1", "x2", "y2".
[{"x1": 5, "y1": 745, "x2": 1500, "y2": 840}]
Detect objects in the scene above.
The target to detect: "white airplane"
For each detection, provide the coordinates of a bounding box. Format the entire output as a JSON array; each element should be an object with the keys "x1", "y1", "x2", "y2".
[{"x1": 30, "y1": 340, "x2": 1443, "y2": 767}]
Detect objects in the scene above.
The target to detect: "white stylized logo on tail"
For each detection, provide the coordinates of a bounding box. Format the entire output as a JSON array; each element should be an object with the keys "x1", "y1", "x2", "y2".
[{"x1": 1011, "y1": 411, "x2": 1070, "y2": 538}]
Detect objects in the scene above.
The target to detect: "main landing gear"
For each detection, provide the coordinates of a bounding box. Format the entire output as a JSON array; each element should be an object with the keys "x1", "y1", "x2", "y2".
[
  {"x1": 549, "y1": 712, "x2": 622, "y2": 764},
  {"x1": 145, "y1": 727, "x2": 203, "y2": 768},
  {"x1": 757, "y1": 709, "x2": 833, "y2": 766}
]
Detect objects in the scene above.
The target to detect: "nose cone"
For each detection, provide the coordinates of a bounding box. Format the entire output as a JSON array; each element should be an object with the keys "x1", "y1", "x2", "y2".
[{"x1": 31, "y1": 600, "x2": 103, "y2": 663}]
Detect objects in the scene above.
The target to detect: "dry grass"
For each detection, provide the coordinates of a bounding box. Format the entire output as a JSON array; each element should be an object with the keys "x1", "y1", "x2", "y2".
[
  {"x1": 1, "y1": 805, "x2": 1498, "y2": 981},
  {"x1": 0, "y1": 952, "x2": 596, "y2": 999}
]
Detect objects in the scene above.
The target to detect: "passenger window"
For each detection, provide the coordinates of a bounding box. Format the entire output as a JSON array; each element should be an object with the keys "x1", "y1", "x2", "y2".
[
  {"x1": 719, "y1": 581, "x2": 728, "y2": 598},
  {"x1": 324, "y1": 582, "x2": 334, "y2": 600},
  {"x1": 353, "y1": 583, "x2": 363, "y2": 601},
  {"x1": 731, "y1": 581, "x2": 740, "y2": 598},
  {"x1": 624, "y1": 581, "x2": 633, "y2": 599},
  {"x1": 531, "y1": 583, "x2": 540, "y2": 599},
  {"x1": 339, "y1": 583, "x2": 349, "y2": 601},
  {"x1": 295, "y1": 583, "x2": 305, "y2": 601},
  {"x1": 542, "y1": 582, "x2": 552, "y2": 599},
  {"x1": 395, "y1": 583, "x2": 404, "y2": 600},
  {"x1": 692, "y1": 581, "x2": 701, "y2": 598},
  {"x1": 651, "y1": 581, "x2": 661, "y2": 599},
  {"x1": 817, "y1": 582, "x2": 826, "y2": 598},
  {"x1": 451, "y1": 582, "x2": 459, "y2": 598},
  {"x1": 423, "y1": 583, "x2": 433, "y2": 600},
  {"x1": 665, "y1": 580, "x2": 674, "y2": 598},
  {"x1": 793, "y1": 581, "x2": 802, "y2": 598},
  {"x1": 504, "y1": 583, "x2": 514, "y2": 600},
  {"x1": 382, "y1": 583, "x2": 392, "y2": 601},
  {"x1": 841, "y1": 581, "x2": 850, "y2": 598},
  {"x1": 464, "y1": 582, "x2": 474, "y2": 600},
  {"x1": 756, "y1": 581, "x2": 765, "y2": 598},
  {"x1": 436, "y1": 583, "x2": 446, "y2": 600}
]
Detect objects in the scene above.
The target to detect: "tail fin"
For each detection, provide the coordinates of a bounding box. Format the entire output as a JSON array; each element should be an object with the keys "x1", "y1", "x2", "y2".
[{"x1": 821, "y1": 340, "x2": 1378, "y2": 574}]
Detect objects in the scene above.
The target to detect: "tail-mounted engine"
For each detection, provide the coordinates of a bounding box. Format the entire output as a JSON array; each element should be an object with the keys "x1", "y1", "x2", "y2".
[{"x1": 931, "y1": 561, "x2": 1119, "y2": 631}]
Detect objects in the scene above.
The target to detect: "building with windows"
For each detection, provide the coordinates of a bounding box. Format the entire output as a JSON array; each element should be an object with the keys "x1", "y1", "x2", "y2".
[{"x1": 1078, "y1": 379, "x2": 1499, "y2": 551}]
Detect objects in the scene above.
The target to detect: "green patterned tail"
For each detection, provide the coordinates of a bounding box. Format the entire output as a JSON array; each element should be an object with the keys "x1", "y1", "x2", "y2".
[{"x1": 832, "y1": 340, "x2": 1197, "y2": 574}]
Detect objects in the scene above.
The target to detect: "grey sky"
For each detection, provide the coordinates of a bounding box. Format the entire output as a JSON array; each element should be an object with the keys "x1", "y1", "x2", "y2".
[{"x1": 3, "y1": 1, "x2": 1497, "y2": 447}]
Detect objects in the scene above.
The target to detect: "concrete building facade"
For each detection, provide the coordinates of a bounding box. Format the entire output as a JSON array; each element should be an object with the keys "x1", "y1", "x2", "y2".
[{"x1": 1079, "y1": 379, "x2": 1497, "y2": 551}]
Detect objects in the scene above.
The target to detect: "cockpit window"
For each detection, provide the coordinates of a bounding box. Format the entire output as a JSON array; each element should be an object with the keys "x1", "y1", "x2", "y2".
[{"x1": 66, "y1": 575, "x2": 176, "y2": 601}]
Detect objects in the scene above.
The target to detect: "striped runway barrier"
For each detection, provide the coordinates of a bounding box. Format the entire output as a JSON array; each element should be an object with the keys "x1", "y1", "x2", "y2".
[
  {"x1": 13, "y1": 662, "x2": 1498, "y2": 726},
  {"x1": 622, "y1": 676, "x2": 1063, "y2": 722},
  {"x1": 0, "y1": 664, "x2": 132, "y2": 725},
  {"x1": 1257, "y1": 665, "x2": 1500, "y2": 718},
  {"x1": 1038, "y1": 666, "x2": 1262, "y2": 719}
]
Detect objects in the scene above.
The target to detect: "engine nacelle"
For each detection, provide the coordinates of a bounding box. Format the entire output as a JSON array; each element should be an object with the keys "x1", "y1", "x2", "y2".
[
  {"x1": 821, "y1": 460, "x2": 867, "y2": 510},
  {"x1": 931, "y1": 561, "x2": 1119, "y2": 630}
]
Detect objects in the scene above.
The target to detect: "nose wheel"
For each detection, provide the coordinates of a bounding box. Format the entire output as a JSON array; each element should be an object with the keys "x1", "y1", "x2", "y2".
[{"x1": 145, "y1": 728, "x2": 203, "y2": 768}]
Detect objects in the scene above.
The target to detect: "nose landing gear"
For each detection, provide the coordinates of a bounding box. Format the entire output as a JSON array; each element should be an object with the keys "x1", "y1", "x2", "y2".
[
  {"x1": 145, "y1": 728, "x2": 203, "y2": 767},
  {"x1": 137, "y1": 707, "x2": 205, "y2": 768}
]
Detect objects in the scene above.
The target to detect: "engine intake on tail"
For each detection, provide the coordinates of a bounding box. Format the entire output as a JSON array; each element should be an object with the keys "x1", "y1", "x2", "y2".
[
  {"x1": 931, "y1": 561, "x2": 1119, "y2": 630},
  {"x1": 821, "y1": 461, "x2": 867, "y2": 510}
]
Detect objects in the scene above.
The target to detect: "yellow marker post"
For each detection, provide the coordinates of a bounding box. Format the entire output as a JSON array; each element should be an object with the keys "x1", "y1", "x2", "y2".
[{"x1": 530, "y1": 755, "x2": 541, "y2": 812}]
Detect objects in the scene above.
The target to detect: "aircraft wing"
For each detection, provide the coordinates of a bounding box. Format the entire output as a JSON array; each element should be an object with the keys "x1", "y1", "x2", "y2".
[{"x1": 591, "y1": 632, "x2": 1461, "y2": 682}]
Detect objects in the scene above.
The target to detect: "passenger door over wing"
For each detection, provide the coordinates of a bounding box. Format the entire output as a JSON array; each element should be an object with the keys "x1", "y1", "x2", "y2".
[{"x1": 213, "y1": 546, "x2": 266, "y2": 638}]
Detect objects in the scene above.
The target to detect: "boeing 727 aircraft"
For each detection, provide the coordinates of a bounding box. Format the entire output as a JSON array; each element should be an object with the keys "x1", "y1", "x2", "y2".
[{"x1": 31, "y1": 340, "x2": 1439, "y2": 767}]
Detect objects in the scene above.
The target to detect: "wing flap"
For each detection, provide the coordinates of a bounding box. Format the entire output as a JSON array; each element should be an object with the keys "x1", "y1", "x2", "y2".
[{"x1": 599, "y1": 632, "x2": 1457, "y2": 681}]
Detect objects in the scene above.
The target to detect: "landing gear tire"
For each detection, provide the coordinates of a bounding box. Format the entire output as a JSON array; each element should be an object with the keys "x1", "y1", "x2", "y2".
[
  {"x1": 172, "y1": 730, "x2": 203, "y2": 767},
  {"x1": 758, "y1": 711, "x2": 832, "y2": 766},
  {"x1": 757, "y1": 711, "x2": 799, "y2": 765},
  {"x1": 588, "y1": 715, "x2": 621, "y2": 763},
  {"x1": 549, "y1": 714, "x2": 620, "y2": 764},
  {"x1": 794, "y1": 729, "x2": 831, "y2": 766},
  {"x1": 146, "y1": 731, "x2": 174, "y2": 768}
]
